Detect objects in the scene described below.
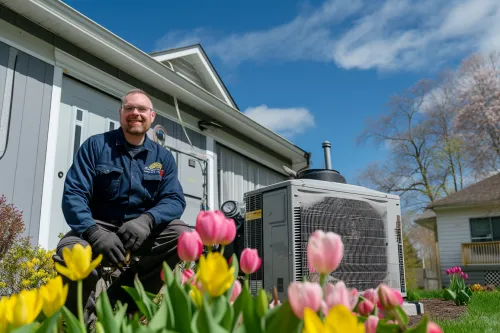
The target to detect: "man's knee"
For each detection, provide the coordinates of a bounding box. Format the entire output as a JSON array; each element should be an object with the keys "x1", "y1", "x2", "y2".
[
  {"x1": 56, "y1": 230, "x2": 90, "y2": 259},
  {"x1": 168, "y1": 219, "x2": 193, "y2": 237}
]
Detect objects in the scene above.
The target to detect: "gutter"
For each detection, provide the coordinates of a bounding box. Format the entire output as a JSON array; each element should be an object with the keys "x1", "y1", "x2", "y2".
[{"x1": 4, "y1": 0, "x2": 309, "y2": 167}]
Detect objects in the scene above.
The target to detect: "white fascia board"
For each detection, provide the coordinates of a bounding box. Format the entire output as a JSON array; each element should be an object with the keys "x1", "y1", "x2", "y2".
[
  {"x1": 7, "y1": 0, "x2": 308, "y2": 168},
  {"x1": 153, "y1": 47, "x2": 235, "y2": 108}
]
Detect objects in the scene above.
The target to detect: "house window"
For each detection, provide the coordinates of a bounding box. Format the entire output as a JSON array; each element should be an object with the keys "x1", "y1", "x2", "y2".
[
  {"x1": 71, "y1": 106, "x2": 88, "y2": 160},
  {"x1": 470, "y1": 216, "x2": 500, "y2": 242},
  {"x1": 106, "y1": 118, "x2": 119, "y2": 132}
]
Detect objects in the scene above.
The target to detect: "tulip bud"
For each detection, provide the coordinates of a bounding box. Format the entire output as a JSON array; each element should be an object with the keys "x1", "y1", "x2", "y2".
[
  {"x1": 220, "y1": 218, "x2": 236, "y2": 245},
  {"x1": 230, "y1": 280, "x2": 242, "y2": 303},
  {"x1": 288, "y1": 281, "x2": 323, "y2": 319},
  {"x1": 256, "y1": 289, "x2": 269, "y2": 317},
  {"x1": 181, "y1": 269, "x2": 195, "y2": 285},
  {"x1": 427, "y1": 322, "x2": 443, "y2": 333},
  {"x1": 365, "y1": 315, "x2": 379, "y2": 333},
  {"x1": 358, "y1": 300, "x2": 375, "y2": 316},
  {"x1": 195, "y1": 210, "x2": 227, "y2": 246},
  {"x1": 177, "y1": 231, "x2": 203, "y2": 262},
  {"x1": 378, "y1": 284, "x2": 401, "y2": 310},
  {"x1": 240, "y1": 248, "x2": 262, "y2": 275},
  {"x1": 362, "y1": 288, "x2": 378, "y2": 305},
  {"x1": 464, "y1": 273, "x2": 468, "y2": 279},
  {"x1": 446, "y1": 269, "x2": 450, "y2": 275},
  {"x1": 307, "y1": 230, "x2": 344, "y2": 274}
]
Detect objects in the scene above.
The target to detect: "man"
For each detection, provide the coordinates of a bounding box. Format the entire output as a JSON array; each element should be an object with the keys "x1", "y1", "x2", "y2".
[{"x1": 54, "y1": 88, "x2": 190, "y2": 324}]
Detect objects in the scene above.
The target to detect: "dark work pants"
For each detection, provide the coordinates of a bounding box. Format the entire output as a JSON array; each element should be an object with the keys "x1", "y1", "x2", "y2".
[{"x1": 53, "y1": 219, "x2": 191, "y2": 325}]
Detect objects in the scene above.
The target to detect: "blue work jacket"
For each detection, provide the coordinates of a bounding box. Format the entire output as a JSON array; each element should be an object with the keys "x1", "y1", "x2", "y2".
[{"x1": 61, "y1": 128, "x2": 186, "y2": 236}]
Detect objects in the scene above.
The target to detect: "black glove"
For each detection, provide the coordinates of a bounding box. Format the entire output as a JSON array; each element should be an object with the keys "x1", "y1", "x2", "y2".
[
  {"x1": 83, "y1": 225, "x2": 126, "y2": 266},
  {"x1": 117, "y1": 214, "x2": 154, "y2": 252}
]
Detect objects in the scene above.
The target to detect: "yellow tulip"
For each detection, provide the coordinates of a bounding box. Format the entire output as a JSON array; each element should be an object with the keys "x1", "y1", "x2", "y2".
[
  {"x1": 55, "y1": 243, "x2": 102, "y2": 281},
  {"x1": 303, "y1": 305, "x2": 365, "y2": 333},
  {"x1": 196, "y1": 252, "x2": 235, "y2": 297},
  {"x1": 3, "y1": 289, "x2": 42, "y2": 329},
  {"x1": 0, "y1": 296, "x2": 10, "y2": 332},
  {"x1": 189, "y1": 285, "x2": 203, "y2": 308},
  {"x1": 39, "y1": 275, "x2": 69, "y2": 317}
]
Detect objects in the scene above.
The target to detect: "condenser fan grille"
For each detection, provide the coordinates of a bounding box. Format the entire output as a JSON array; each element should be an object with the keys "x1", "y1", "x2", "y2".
[{"x1": 300, "y1": 196, "x2": 388, "y2": 290}]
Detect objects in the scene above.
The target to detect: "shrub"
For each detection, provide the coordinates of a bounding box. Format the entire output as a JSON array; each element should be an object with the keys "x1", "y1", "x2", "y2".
[
  {"x1": 0, "y1": 236, "x2": 57, "y2": 296},
  {"x1": 444, "y1": 266, "x2": 472, "y2": 305},
  {"x1": 0, "y1": 194, "x2": 25, "y2": 258}
]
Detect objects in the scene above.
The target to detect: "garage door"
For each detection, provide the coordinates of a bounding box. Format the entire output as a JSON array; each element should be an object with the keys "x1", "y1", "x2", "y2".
[
  {"x1": 216, "y1": 144, "x2": 285, "y2": 206},
  {"x1": 48, "y1": 76, "x2": 206, "y2": 249}
]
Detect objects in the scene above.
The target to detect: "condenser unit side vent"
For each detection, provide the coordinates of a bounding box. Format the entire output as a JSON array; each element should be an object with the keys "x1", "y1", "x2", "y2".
[
  {"x1": 293, "y1": 207, "x2": 303, "y2": 282},
  {"x1": 396, "y1": 216, "x2": 406, "y2": 293},
  {"x1": 244, "y1": 192, "x2": 264, "y2": 295}
]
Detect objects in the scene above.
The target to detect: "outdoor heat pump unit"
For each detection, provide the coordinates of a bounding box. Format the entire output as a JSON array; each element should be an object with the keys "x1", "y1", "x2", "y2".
[{"x1": 242, "y1": 141, "x2": 406, "y2": 301}]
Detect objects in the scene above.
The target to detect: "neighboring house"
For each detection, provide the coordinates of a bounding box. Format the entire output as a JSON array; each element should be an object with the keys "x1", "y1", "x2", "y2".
[
  {"x1": 415, "y1": 173, "x2": 500, "y2": 288},
  {"x1": 0, "y1": 0, "x2": 310, "y2": 251}
]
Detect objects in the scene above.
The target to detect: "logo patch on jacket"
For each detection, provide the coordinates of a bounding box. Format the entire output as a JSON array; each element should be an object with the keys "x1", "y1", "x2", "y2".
[{"x1": 144, "y1": 162, "x2": 163, "y2": 176}]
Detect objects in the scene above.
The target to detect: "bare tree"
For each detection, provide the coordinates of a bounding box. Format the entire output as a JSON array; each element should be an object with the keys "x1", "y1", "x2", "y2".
[
  {"x1": 357, "y1": 80, "x2": 447, "y2": 209},
  {"x1": 454, "y1": 51, "x2": 500, "y2": 177}
]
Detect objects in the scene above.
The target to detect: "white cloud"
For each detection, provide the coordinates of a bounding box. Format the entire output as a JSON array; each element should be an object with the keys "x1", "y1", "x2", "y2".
[
  {"x1": 155, "y1": 0, "x2": 500, "y2": 72},
  {"x1": 243, "y1": 105, "x2": 315, "y2": 138}
]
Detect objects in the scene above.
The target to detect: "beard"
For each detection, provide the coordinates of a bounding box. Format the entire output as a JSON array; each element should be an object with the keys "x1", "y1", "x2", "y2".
[{"x1": 123, "y1": 117, "x2": 149, "y2": 135}]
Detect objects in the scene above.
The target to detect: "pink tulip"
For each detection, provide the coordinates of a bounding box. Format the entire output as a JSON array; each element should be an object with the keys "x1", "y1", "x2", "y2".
[
  {"x1": 269, "y1": 300, "x2": 281, "y2": 309},
  {"x1": 288, "y1": 281, "x2": 322, "y2": 319},
  {"x1": 182, "y1": 269, "x2": 195, "y2": 285},
  {"x1": 427, "y1": 322, "x2": 443, "y2": 333},
  {"x1": 195, "y1": 210, "x2": 227, "y2": 245},
  {"x1": 464, "y1": 273, "x2": 468, "y2": 279},
  {"x1": 362, "y1": 289, "x2": 379, "y2": 305},
  {"x1": 220, "y1": 218, "x2": 236, "y2": 245},
  {"x1": 230, "y1": 280, "x2": 242, "y2": 303},
  {"x1": 358, "y1": 300, "x2": 375, "y2": 316},
  {"x1": 177, "y1": 231, "x2": 203, "y2": 262},
  {"x1": 322, "y1": 281, "x2": 358, "y2": 315},
  {"x1": 240, "y1": 248, "x2": 262, "y2": 275},
  {"x1": 446, "y1": 269, "x2": 450, "y2": 275},
  {"x1": 365, "y1": 315, "x2": 379, "y2": 333},
  {"x1": 378, "y1": 284, "x2": 401, "y2": 310},
  {"x1": 307, "y1": 230, "x2": 344, "y2": 274}
]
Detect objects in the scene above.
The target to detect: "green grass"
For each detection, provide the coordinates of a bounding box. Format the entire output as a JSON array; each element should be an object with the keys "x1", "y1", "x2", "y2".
[
  {"x1": 435, "y1": 291, "x2": 500, "y2": 333},
  {"x1": 406, "y1": 289, "x2": 444, "y2": 301}
]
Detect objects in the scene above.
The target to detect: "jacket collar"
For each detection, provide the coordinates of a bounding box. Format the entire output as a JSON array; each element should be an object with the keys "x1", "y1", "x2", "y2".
[{"x1": 115, "y1": 127, "x2": 154, "y2": 152}]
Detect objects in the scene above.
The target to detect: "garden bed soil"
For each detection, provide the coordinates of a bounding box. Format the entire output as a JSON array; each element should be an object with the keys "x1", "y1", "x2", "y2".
[{"x1": 407, "y1": 298, "x2": 467, "y2": 327}]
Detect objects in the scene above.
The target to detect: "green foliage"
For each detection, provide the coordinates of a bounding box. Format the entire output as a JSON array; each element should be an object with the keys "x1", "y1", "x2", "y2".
[
  {"x1": 403, "y1": 231, "x2": 422, "y2": 290},
  {"x1": 406, "y1": 289, "x2": 421, "y2": 302},
  {"x1": 0, "y1": 236, "x2": 57, "y2": 295},
  {"x1": 0, "y1": 194, "x2": 25, "y2": 259},
  {"x1": 443, "y1": 267, "x2": 472, "y2": 306}
]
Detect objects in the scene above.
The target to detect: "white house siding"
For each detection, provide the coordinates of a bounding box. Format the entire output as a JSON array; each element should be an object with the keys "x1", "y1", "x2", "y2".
[{"x1": 437, "y1": 206, "x2": 500, "y2": 286}]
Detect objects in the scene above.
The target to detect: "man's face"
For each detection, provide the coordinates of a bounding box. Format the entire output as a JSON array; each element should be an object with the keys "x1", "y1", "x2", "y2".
[{"x1": 119, "y1": 93, "x2": 156, "y2": 136}]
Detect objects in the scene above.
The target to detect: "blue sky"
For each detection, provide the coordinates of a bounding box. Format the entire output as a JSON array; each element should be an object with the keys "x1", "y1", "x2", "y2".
[{"x1": 62, "y1": 0, "x2": 500, "y2": 183}]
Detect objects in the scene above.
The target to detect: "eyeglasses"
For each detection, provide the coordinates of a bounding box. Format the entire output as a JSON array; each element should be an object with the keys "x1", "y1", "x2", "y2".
[{"x1": 121, "y1": 105, "x2": 152, "y2": 113}]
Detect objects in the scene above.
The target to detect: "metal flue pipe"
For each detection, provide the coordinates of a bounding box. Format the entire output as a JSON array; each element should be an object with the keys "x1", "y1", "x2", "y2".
[{"x1": 322, "y1": 141, "x2": 332, "y2": 170}]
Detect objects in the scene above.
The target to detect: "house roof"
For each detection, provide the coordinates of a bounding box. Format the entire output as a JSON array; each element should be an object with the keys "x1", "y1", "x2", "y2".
[
  {"x1": 149, "y1": 44, "x2": 239, "y2": 110},
  {"x1": 430, "y1": 172, "x2": 500, "y2": 209},
  {"x1": 0, "y1": 0, "x2": 309, "y2": 171}
]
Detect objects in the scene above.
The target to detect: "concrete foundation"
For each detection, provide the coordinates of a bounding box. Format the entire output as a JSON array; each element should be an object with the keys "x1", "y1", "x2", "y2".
[{"x1": 402, "y1": 301, "x2": 424, "y2": 316}]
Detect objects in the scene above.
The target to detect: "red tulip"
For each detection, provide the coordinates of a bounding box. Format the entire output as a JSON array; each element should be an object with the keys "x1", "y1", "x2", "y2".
[
  {"x1": 177, "y1": 230, "x2": 203, "y2": 262},
  {"x1": 307, "y1": 230, "x2": 344, "y2": 274},
  {"x1": 378, "y1": 284, "x2": 402, "y2": 310},
  {"x1": 230, "y1": 280, "x2": 242, "y2": 303},
  {"x1": 288, "y1": 281, "x2": 322, "y2": 319},
  {"x1": 362, "y1": 288, "x2": 379, "y2": 305},
  {"x1": 195, "y1": 210, "x2": 227, "y2": 246},
  {"x1": 427, "y1": 322, "x2": 443, "y2": 333},
  {"x1": 365, "y1": 315, "x2": 379, "y2": 333},
  {"x1": 182, "y1": 269, "x2": 195, "y2": 285},
  {"x1": 358, "y1": 300, "x2": 375, "y2": 316},
  {"x1": 240, "y1": 248, "x2": 262, "y2": 275},
  {"x1": 220, "y1": 218, "x2": 236, "y2": 245}
]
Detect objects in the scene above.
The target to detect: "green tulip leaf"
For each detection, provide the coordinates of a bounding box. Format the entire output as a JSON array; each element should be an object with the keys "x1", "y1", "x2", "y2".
[
  {"x1": 230, "y1": 287, "x2": 245, "y2": 332},
  {"x1": 163, "y1": 261, "x2": 175, "y2": 287},
  {"x1": 211, "y1": 296, "x2": 229, "y2": 324},
  {"x1": 96, "y1": 289, "x2": 121, "y2": 333},
  {"x1": 170, "y1": 277, "x2": 193, "y2": 333},
  {"x1": 264, "y1": 300, "x2": 300, "y2": 333},
  {"x1": 34, "y1": 312, "x2": 60, "y2": 333},
  {"x1": 61, "y1": 306, "x2": 86, "y2": 333},
  {"x1": 194, "y1": 297, "x2": 229, "y2": 333},
  {"x1": 394, "y1": 306, "x2": 408, "y2": 327},
  {"x1": 148, "y1": 296, "x2": 170, "y2": 331}
]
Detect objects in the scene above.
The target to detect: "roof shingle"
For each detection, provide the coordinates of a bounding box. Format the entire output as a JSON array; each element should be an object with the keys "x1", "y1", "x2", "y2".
[{"x1": 430, "y1": 172, "x2": 500, "y2": 208}]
